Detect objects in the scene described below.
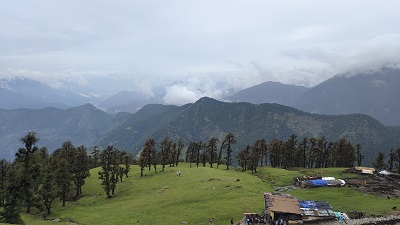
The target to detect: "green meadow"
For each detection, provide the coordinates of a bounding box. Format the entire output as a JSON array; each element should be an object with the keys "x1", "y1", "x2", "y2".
[{"x1": 7, "y1": 164, "x2": 400, "y2": 225}]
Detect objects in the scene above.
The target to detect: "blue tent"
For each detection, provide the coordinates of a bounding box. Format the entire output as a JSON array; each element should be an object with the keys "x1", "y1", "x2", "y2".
[{"x1": 311, "y1": 180, "x2": 328, "y2": 187}]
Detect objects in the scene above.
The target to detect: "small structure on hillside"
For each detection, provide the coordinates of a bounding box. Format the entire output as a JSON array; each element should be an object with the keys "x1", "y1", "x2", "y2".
[
  {"x1": 294, "y1": 176, "x2": 345, "y2": 188},
  {"x1": 264, "y1": 192, "x2": 338, "y2": 224},
  {"x1": 264, "y1": 192, "x2": 302, "y2": 224},
  {"x1": 298, "y1": 200, "x2": 336, "y2": 222},
  {"x1": 355, "y1": 166, "x2": 375, "y2": 174},
  {"x1": 293, "y1": 175, "x2": 321, "y2": 186}
]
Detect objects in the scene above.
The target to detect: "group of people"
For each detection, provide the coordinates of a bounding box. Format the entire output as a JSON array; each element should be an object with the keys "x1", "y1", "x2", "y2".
[
  {"x1": 244, "y1": 214, "x2": 265, "y2": 225},
  {"x1": 273, "y1": 217, "x2": 288, "y2": 225}
]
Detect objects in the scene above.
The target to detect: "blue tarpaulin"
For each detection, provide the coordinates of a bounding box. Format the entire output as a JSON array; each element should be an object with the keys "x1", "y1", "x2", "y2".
[{"x1": 311, "y1": 180, "x2": 328, "y2": 187}]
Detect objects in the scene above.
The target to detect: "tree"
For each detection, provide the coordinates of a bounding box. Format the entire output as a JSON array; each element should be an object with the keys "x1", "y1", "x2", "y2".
[
  {"x1": 1, "y1": 166, "x2": 23, "y2": 224},
  {"x1": 38, "y1": 157, "x2": 58, "y2": 215},
  {"x1": 281, "y1": 135, "x2": 297, "y2": 168},
  {"x1": 71, "y1": 146, "x2": 91, "y2": 198},
  {"x1": 139, "y1": 153, "x2": 146, "y2": 177},
  {"x1": 236, "y1": 145, "x2": 250, "y2": 171},
  {"x1": 195, "y1": 141, "x2": 204, "y2": 167},
  {"x1": 258, "y1": 139, "x2": 268, "y2": 167},
  {"x1": 110, "y1": 164, "x2": 119, "y2": 196},
  {"x1": 121, "y1": 151, "x2": 132, "y2": 178},
  {"x1": 269, "y1": 139, "x2": 282, "y2": 168},
  {"x1": 299, "y1": 137, "x2": 308, "y2": 168},
  {"x1": 332, "y1": 139, "x2": 356, "y2": 167},
  {"x1": 54, "y1": 158, "x2": 72, "y2": 206},
  {"x1": 397, "y1": 147, "x2": 400, "y2": 174},
  {"x1": 170, "y1": 142, "x2": 177, "y2": 167},
  {"x1": 0, "y1": 159, "x2": 9, "y2": 207},
  {"x1": 98, "y1": 146, "x2": 118, "y2": 198},
  {"x1": 160, "y1": 138, "x2": 171, "y2": 171},
  {"x1": 387, "y1": 148, "x2": 396, "y2": 172},
  {"x1": 91, "y1": 146, "x2": 100, "y2": 168},
  {"x1": 186, "y1": 142, "x2": 197, "y2": 168},
  {"x1": 314, "y1": 137, "x2": 326, "y2": 168},
  {"x1": 250, "y1": 142, "x2": 262, "y2": 173},
  {"x1": 200, "y1": 143, "x2": 207, "y2": 167},
  {"x1": 206, "y1": 138, "x2": 218, "y2": 168},
  {"x1": 144, "y1": 139, "x2": 156, "y2": 171},
  {"x1": 355, "y1": 144, "x2": 364, "y2": 167},
  {"x1": 221, "y1": 133, "x2": 236, "y2": 170},
  {"x1": 15, "y1": 131, "x2": 40, "y2": 213},
  {"x1": 372, "y1": 152, "x2": 386, "y2": 170},
  {"x1": 308, "y1": 138, "x2": 317, "y2": 168},
  {"x1": 175, "y1": 140, "x2": 184, "y2": 167},
  {"x1": 217, "y1": 142, "x2": 224, "y2": 169}
]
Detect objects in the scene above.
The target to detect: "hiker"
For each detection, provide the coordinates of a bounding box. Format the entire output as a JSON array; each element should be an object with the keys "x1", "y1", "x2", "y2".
[
  {"x1": 339, "y1": 213, "x2": 344, "y2": 223},
  {"x1": 230, "y1": 218, "x2": 234, "y2": 225},
  {"x1": 177, "y1": 170, "x2": 181, "y2": 176}
]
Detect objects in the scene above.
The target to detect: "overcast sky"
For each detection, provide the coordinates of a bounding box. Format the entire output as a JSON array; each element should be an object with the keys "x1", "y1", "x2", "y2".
[{"x1": 1, "y1": 0, "x2": 400, "y2": 105}]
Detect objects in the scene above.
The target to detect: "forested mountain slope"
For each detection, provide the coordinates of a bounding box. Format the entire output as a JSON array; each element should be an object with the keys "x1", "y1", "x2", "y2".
[
  {"x1": 295, "y1": 67, "x2": 400, "y2": 126},
  {"x1": 0, "y1": 104, "x2": 129, "y2": 159},
  {"x1": 1, "y1": 97, "x2": 399, "y2": 165},
  {"x1": 99, "y1": 97, "x2": 400, "y2": 165},
  {"x1": 227, "y1": 67, "x2": 400, "y2": 126}
]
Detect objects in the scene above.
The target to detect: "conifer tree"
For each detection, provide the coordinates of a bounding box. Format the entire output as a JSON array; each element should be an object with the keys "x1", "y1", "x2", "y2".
[
  {"x1": 175, "y1": 139, "x2": 184, "y2": 167},
  {"x1": 206, "y1": 138, "x2": 218, "y2": 168},
  {"x1": 355, "y1": 144, "x2": 364, "y2": 167},
  {"x1": 221, "y1": 133, "x2": 236, "y2": 170},
  {"x1": 15, "y1": 131, "x2": 40, "y2": 213},
  {"x1": 372, "y1": 152, "x2": 386, "y2": 170}
]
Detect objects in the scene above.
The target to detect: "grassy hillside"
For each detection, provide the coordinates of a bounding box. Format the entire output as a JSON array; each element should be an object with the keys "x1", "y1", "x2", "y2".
[
  {"x1": 42, "y1": 164, "x2": 271, "y2": 225},
  {"x1": 9, "y1": 165, "x2": 400, "y2": 225}
]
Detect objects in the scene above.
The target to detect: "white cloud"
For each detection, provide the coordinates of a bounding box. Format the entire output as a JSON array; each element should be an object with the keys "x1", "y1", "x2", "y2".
[
  {"x1": 1, "y1": 0, "x2": 400, "y2": 104},
  {"x1": 162, "y1": 84, "x2": 204, "y2": 105}
]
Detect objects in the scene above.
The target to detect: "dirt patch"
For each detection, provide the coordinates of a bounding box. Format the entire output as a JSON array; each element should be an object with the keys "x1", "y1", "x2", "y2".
[{"x1": 343, "y1": 171, "x2": 400, "y2": 198}]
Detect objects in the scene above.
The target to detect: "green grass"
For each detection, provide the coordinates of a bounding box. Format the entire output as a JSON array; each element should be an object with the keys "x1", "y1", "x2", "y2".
[
  {"x1": 46, "y1": 164, "x2": 272, "y2": 225},
  {"x1": 290, "y1": 187, "x2": 400, "y2": 216},
  {"x1": 4, "y1": 165, "x2": 400, "y2": 224}
]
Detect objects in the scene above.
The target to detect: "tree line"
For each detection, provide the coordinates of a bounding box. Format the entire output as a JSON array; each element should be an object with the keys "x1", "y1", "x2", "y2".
[
  {"x1": 372, "y1": 148, "x2": 400, "y2": 173},
  {"x1": 138, "y1": 133, "x2": 238, "y2": 177},
  {"x1": 0, "y1": 132, "x2": 134, "y2": 224},
  {"x1": 138, "y1": 133, "x2": 368, "y2": 176}
]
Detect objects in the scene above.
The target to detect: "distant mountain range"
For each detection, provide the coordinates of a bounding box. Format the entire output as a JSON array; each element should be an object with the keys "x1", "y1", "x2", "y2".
[
  {"x1": 2, "y1": 67, "x2": 399, "y2": 126},
  {"x1": 0, "y1": 104, "x2": 129, "y2": 159},
  {"x1": 1, "y1": 98, "x2": 399, "y2": 166},
  {"x1": 227, "y1": 67, "x2": 400, "y2": 126},
  {"x1": 0, "y1": 77, "x2": 102, "y2": 109},
  {"x1": 295, "y1": 67, "x2": 400, "y2": 126},
  {"x1": 227, "y1": 81, "x2": 309, "y2": 106}
]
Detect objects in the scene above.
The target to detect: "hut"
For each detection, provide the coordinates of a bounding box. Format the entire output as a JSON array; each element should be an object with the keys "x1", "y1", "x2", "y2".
[{"x1": 264, "y1": 192, "x2": 302, "y2": 224}]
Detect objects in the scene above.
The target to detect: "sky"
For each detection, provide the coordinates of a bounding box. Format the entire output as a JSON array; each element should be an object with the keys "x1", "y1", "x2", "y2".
[{"x1": 1, "y1": 0, "x2": 400, "y2": 105}]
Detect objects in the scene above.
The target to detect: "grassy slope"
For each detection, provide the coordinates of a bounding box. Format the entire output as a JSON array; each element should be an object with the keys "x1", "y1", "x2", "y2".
[
  {"x1": 50, "y1": 164, "x2": 272, "y2": 225},
  {"x1": 10, "y1": 165, "x2": 400, "y2": 225}
]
